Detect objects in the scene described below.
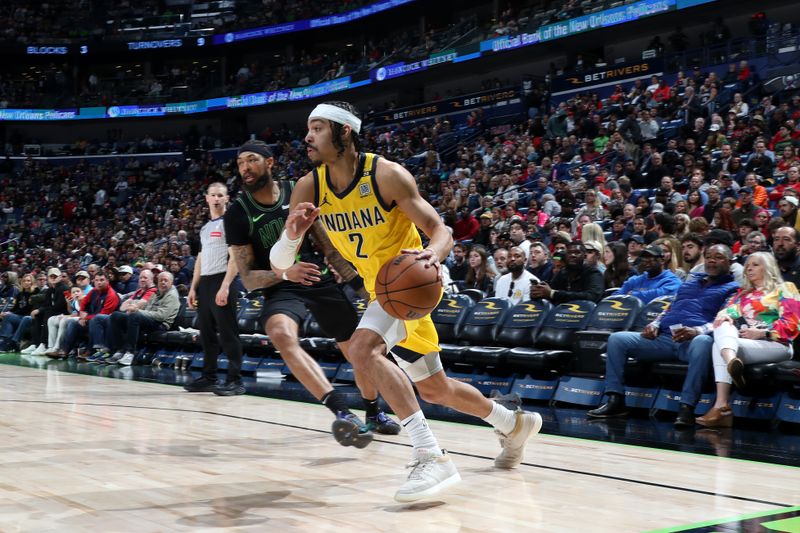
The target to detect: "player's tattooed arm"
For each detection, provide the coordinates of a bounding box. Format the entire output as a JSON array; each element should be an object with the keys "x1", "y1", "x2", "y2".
[
  {"x1": 230, "y1": 244, "x2": 281, "y2": 291},
  {"x1": 308, "y1": 220, "x2": 358, "y2": 282}
]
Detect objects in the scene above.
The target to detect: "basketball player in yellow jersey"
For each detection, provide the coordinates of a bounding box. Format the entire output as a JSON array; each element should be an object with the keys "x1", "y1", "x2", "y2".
[{"x1": 270, "y1": 101, "x2": 542, "y2": 503}]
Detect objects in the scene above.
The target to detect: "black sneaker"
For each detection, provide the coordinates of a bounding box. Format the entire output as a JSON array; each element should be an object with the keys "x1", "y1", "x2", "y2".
[
  {"x1": 214, "y1": 380, "x2": 246, "y2": 396},
  {"x1": 332, "y1": 412, "x2": 374, "y2": 449},
  {"x1": 674, "y1": 403, "x2": 696, "y2": 429},
  {"x1": 587, "y1": 394, "x2": 629, "y2": 418},
  {"x1": 365, "y1": 411, "x2": 401, "y2": 435},
  {"x1": 183, "y1": 376, "x2": 219, "y2": 392}
]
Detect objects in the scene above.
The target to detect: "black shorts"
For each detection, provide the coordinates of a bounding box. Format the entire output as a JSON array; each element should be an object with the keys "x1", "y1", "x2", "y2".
[{"x1": 260, "y1": 282, "x2": 359, "y2": 342}]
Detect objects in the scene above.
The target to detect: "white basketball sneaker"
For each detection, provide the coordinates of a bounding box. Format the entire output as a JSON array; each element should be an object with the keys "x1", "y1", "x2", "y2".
[
  {"x1": 494, "y1": 410, "x2": 543, "y2": 469},
  {"x1": 394, "y1": 449, "x2": 461, "y2": 503},
  {"x1": 31, "y1": 344, "x2": 48, "y2": 356},
  {"x1": 118, "y1": 352, "x2": 136, "y2": 366}
]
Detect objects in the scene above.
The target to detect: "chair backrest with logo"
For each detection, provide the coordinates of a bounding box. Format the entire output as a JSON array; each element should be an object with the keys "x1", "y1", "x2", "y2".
[
  {"x1": 633, "y1": 295, "x2": 675, "y2": 331},
  {"x1": 495, "y1": 300, "x2": 553, "y2": 347},
  {"x1": 431, "y1": 294, "x2": 475, "y2": 343},
  {"x1": 460, "y1": 297, "x2": 513, "y2": 344},
  {"x1": 584, "y1": 294, "x2": 643, "y2": 332},
  {"x1": 535, "y1": 300, "x2": 596, "y2": 350},
  {"x1": 237, "y1": 296, "x2": 265, "y2": 335}
]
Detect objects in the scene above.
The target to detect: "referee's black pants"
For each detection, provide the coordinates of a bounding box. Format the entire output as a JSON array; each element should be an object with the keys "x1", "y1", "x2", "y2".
[{"x1": 197, "y1": 273, "x2": 243, "y2": 382}]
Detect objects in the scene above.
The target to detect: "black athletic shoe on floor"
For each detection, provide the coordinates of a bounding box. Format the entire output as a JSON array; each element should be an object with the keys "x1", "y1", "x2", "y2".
[
  {"x1": 366, "y1": 411, "x2": 402, "y2": 435},
  {"x1": 214, "y1": 380, "x2": 246, "y2": 396},
  {"x1": 332, "y1": 412, "x2": 374, "y2": 449},
  {"x1": 183, "y1": 376, "x2": 219, "y2": 392},
  {"x1": 587, "y1": 394, "x2": 629, "y2": 418},
  {"x1": 673, "y1": 403, "x2": 696, "y2": 429}
]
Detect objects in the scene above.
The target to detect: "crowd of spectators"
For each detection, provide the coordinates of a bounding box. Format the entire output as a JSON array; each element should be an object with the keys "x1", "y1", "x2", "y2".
[
  {"x1": 2, "y1": 41, "x2": 800, "y2": 388},
  {"x1": 0, "y1": 0, "x2": 755, "y2": 110},
  {"x1": 0, "y1": 0, "x2": 381, "y2": 45}
]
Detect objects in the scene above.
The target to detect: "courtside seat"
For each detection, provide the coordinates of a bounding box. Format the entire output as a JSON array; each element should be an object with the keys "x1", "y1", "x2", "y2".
[
  {"x1": 165, "y1": 298, "x2": 199, "y2": 347},
  {"x1": 506, "y1": 300, "x2": 596, "y2": 373},
  {"x1": 431, "y1": 294, "x2": 474, "y2": 343},
  {"x1": 237, "y1": 296, "x2": 264, "y2": 335},
  {"x1": 353, "y1": 298, "x2": 368, "y2": 319},
  {"x1": 632, "y1": 295, "x2": 674, "y2": 331},
  {"x1": 145, "y1": 297, "x2": 191, "y2": 347},
  {"x1": 300, "y1": 313, "x2": 338, "y2": 355},
  {"x1": 237, "y1": 296, "x2": 271, "y2": 352},
  {"x1": 776, "y1": 360, "x2": 800, "y2": 385},
  {"x1": 459, "y1": 289, "x2": 486, "y2": 303},
  {"x1": 464, "y1": 300, "x2": 552, "y2": 367},
  {"x1": 440, "y1": 297, "x2": 510, "y2": 365},
  {"x1": 649, "y1": 361, "x2": 782, "y2": 390},
  {"x1": 743, "y1": 362, "x2": 781, "y2": 385},
  {"x1": 573, "y1": 295, "x2": 643, "y2": 375}
]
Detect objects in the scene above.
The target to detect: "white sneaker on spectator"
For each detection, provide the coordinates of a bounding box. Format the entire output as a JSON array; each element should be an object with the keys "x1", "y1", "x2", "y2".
[
  {"x1": 43, "y1": 347, "x2": 61, "y2": 356},
  {"x1": 31, "y1": 344, "x2": 48, "y2": 356},
  {"x1": 20, "y1": 344, "x2": 38, "y2": 354},
  {"x1": 118, "y1": 352, "x2": 135, "y2": 366},
  {"x1": 394, "y1": 449, "x2": 460, "y2": 503},
  {"x1": 108, "y1": 352, "x2": 125, "y2": 364}
]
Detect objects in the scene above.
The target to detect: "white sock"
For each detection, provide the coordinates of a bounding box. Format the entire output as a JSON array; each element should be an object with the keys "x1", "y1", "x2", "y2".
[
  {"x1": 483, "y1": 402, "x2": 517, "y2": 435},
  {"x1": 401, "y1": 411, "x2": 442, "y2": 456}
]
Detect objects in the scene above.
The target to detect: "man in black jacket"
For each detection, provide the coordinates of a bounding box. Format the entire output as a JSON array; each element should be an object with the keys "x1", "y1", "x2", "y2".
[
  {"x1": 21, "y1": 268, "x2": 69, "y2": 354},
  {"x1": 774, "y1": 226, "x2": 800, "y2": 286},
  {"x1": 530, "y1": 241, "x2": 604, "y2": 303}
]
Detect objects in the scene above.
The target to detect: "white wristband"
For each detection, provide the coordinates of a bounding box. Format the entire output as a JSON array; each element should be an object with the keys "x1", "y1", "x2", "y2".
[
  {"x1": 281, "y1": 271, "x2": 289, "y2": 281},
  {"x1": 269, "y1": 230, "x2": 302, "y2": 270}
]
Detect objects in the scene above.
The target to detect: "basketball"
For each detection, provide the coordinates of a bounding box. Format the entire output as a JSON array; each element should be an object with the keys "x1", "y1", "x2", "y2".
[{"x1": 375, "y1": 254, "x2": 443, "y2": 320}]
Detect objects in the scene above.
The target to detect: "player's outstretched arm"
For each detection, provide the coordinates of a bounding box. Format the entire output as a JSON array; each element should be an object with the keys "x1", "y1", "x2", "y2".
[
  {"x1": 270, "y1": 173, "x2": 317, "y2": 272},
  {"x1": 380, "y1": 160, "x2": 453, "y2": 268}
]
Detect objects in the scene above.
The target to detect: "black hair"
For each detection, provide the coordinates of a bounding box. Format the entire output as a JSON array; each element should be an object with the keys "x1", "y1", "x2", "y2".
[
  {"x1": 237, "y1": 139, "x2": 273, "y2": 158},
  {"x1": 509, "y1": 219, "x2": 528, "y2": 231},
  {"x1": 680, "y1": 232, "x2": 705, "y2": 248},
  {"x1": 654, "y1": 212, "x2": 675, "y2": 235},
  {"x1": 321, "y1": 101, "x2": 362, "y2": 156},
  {"x1": 567, "y1": 239, "x2": 586, "y2": 251}
]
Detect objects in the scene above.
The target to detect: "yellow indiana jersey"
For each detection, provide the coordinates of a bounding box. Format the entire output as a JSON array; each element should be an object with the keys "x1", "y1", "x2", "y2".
[{"x1": 314, "y1": 152, "x2": 422, "y2": 298}]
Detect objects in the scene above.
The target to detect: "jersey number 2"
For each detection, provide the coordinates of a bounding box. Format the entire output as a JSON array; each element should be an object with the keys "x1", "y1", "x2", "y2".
[{"x1": 348, "y1": 233, "x2": 368, "y2": 259}]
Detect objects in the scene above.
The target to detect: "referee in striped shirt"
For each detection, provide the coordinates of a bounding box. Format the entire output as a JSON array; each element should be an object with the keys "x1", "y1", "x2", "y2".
[{"x1": 184, "y1": 182, "x2": 245, "y2": 395}]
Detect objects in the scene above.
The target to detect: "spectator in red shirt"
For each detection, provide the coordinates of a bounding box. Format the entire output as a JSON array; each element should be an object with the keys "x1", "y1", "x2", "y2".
[
  {"x1": 60, "y1": 270, "x2": 120, "y2": 358},
  {"x1": 770, "y1": 165, "x2": 800, "y2": 202},
  {"x1": 653, "y1": 79, "x2": 671, "y2": 102},
  {"x1": 453, "y1": 206, "x2": 480, "y2": 242}
]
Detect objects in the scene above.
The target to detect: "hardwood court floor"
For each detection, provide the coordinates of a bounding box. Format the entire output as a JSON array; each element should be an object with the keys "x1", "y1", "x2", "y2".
[{"x1": 0, "y1": 364, "x2": 798, "y2": 533}]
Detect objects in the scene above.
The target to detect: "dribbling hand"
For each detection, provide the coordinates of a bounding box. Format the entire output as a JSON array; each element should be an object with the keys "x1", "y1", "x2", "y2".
[
  {"x1": 401, "y1": 248, "x2": 442, "y2": 281},
  {"x1": 286, "y1": 202, "x2": 320, "y2": 240}
]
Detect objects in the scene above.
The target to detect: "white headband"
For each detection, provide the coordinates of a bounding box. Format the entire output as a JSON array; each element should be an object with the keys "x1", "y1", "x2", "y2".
[{"x1": 308, "y1": 103, "x2": 361, "y2": 134}]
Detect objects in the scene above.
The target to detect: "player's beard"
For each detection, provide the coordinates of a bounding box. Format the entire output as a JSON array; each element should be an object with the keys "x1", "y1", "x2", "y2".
[{"x1": 243, "y1": 167, "x2": 272, "y2": 193}]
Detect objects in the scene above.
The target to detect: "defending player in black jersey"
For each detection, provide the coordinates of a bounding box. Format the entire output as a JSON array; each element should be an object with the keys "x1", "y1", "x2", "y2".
[{"x1": 224, "y1": 140, "x2": 399, "y2": 446}]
